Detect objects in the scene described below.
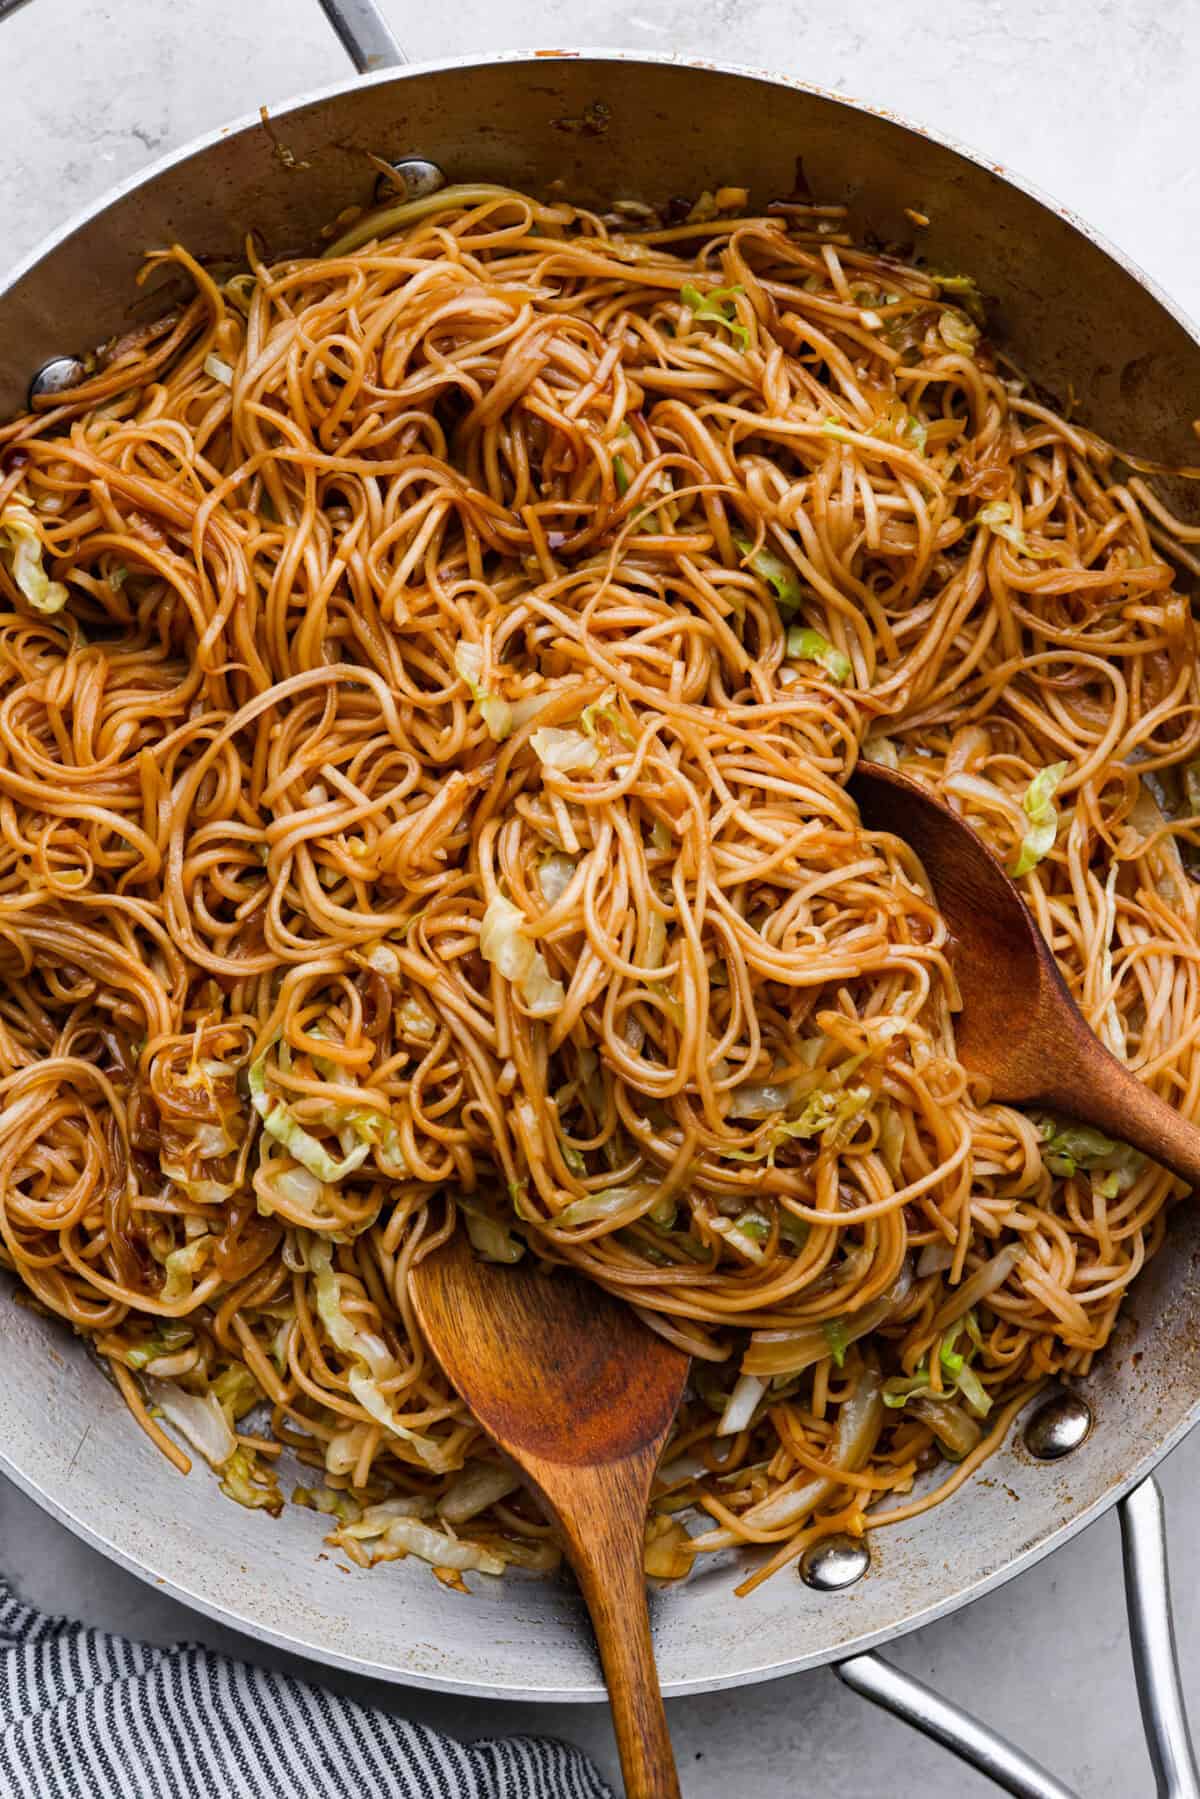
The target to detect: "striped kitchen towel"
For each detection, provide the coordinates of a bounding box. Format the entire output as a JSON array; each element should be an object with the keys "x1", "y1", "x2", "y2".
[{"x1": 0, "y1": 1580, "x2": 612, "y2": 1798}]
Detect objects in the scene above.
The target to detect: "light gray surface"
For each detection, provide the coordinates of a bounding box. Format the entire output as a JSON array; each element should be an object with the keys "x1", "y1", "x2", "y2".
[{"x1": 0, "y1": 1, "x2": 1197, "y2": 1794}]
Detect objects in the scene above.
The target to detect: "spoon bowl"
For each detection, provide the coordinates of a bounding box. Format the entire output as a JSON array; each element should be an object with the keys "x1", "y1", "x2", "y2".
[
  {"x1": 410, "y1": 1231, "x2": 689, "y2": 1799},
  {"x1": 849, "y1": 760, "x2": 1200, "y2": 1187}
]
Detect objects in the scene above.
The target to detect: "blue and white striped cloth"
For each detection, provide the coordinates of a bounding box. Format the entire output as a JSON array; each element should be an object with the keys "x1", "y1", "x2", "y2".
[{"x1": 0, "y1": 1580, "x2": 612, "y2": 1798}]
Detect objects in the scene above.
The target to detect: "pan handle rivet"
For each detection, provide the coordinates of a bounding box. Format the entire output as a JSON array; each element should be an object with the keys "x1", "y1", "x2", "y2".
[
  {"x1": 29, "y1": 355, "x2": 85, "y2": 404},
  {"x1": 799, "y1": 1534, "x2": 870, "y2": 1591},
  {"x1": 376, "y1": 158, "x2": 446, "y2": 202},
  {"x1": 1023, "y1": 1390, "x2": 1092, "y2": 1460}
]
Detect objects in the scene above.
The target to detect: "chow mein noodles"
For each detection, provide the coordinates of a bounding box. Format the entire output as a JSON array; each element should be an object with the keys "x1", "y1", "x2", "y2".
[{"x1": 0, "y1": 180, "x2": 1196, "y2": 1592}]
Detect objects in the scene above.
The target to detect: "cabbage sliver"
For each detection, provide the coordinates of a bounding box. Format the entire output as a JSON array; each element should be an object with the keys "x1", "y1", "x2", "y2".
[
  {"x1": 681, "y1": 282, "x2": 749, "y2": 350},
  {"x1": 733, "y1": 532, "x2": 803, "y2": 611},
  {"x1": 454, "y1": 641, "x2": 512, "y2": 740},
  {"x1": 0, "y1": 505, "x2": 68, "y2": 612},
  {"x1": 249, "y1": 1055, "x2": 371, "y2": 1182},
  {"x1": 308, "y1": 1237, "x2": 448, "y2": 1471},
  {"x1": 1011, "y1": 762, "x2": 1068, "y2": 877},
  {"x1": 786, "y1": 624, "x2": 851, "y2": 686},
  {"x1": 479, "y1": 893, "x2": 565, "y2": 1016}
]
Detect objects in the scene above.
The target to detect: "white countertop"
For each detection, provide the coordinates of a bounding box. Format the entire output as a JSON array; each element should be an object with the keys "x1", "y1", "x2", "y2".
[{"x1": 1, "y1": 1, "x2": 1198, "y2": 1793}]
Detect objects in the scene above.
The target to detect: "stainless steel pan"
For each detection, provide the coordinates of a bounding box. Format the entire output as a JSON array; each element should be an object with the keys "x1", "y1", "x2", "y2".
[{"x1": 1, "y1": 5, "x2": 1198, "y2": 1792}]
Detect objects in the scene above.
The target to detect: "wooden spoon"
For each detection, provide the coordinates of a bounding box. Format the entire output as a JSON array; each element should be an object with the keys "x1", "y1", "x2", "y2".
[
  {"x1": 850, "y1": 760, "x2": 1200, "y2": 1186},
  {"x1": 409, "y1": 1231, "x2": 689, "y2": 1799}
]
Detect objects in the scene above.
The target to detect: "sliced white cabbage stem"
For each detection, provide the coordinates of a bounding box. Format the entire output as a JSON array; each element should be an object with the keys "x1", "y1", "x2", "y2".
[
  {"x1": 693, "y1": 1363, "x2": 884, "y2": 1544},
  {"x1": 742, "y1": 1263, "x2": 913, "y2": 1378},
  {"x1": 145, "y1": 1379, "x2": 236, "y2": 1468},
  {"x1": 454, "y1": 640, "x2": 512, "y2": 740},
  {"x1": 461, "y1": 1205, "x2": 525, "y2": 1263},
  {"x1": 437, "y1": 1463, "x2": 520, "y2": 1523},
  {"x1": 249, "y1": 1054, "x2": 372, "y2": 1182},
  {"x1": 717, "y1": 1372, "x2": 766, "y2": 1437},
  {"x1": 530, "y1": 726, "x2": 599, "y2": 773},
  {"x1": 308, "y1": 1237, "x2": 452, "y2": 1472},
  {"x1": 908, "y1": 1393, "x2": 983, "y2": 1459},
  {"x1": 643, "y1": 1514, "x2": 695, "y2": 1579},
  {"x1": 330, "y1": 1511, "x2": 504, "y2": 1575},
  {"x1": 0, "y1": 504, "x2": 68, "y2": 612},
  {"x1": 928, "y1": 1244, "x2": 1024, "y2": 1335},
  {"x1": 479, "y1": 893, "x2": 565, "y2": 1017}
]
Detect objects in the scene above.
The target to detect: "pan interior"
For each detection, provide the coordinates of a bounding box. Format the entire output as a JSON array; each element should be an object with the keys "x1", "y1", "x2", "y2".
[{"x1": 1, "y1": 54, "x2": 1199, "y2": 1697}]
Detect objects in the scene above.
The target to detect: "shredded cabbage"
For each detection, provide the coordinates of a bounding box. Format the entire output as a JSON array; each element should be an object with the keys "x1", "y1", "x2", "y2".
[
  {"x1": 212, "y1": 1364, "x2": 259, "y2": 1421},
  {"x1": 708, "y1": 1211, "x2": 770, "y2": 1264},
  {"x1": 537, "y1": 852, "x2": 576, "y2": 904},
  {"x1": 249, "y1": 1054, "x2": 372, "y2": 1182},
  {"x1": 978, "y1": 500, "x2": 1052, "y2": 561},
  {"x1": 331, "y1": 1512, "x2": 504, "y2": 1575},
  {"x1": 454, "y1": 641, "x2": 513, "y2": 740},
  {"x1": 862, "y1": 733, "x2": 900, "y2": 768},
  {"x1": 508, "y1": 688, "x2": 561, "y2": 731},
  {"x1": 159, "y1": 1235, "x2": 212, "y2": 1305},
  {"x1": 204, "y1": 352, "x2": 234, "y2": 387},
  {"x1": 396, "y1": 996, "x2": 435, "y2": 1042},
  {"x1": 271, "y1": 1309, "x2": 296, "y2": 1373},
  {"x1": 1011, "y1": 762, "x2": 1068, "y2": 877},
  {"x1": 725, "y1": 1081, "x2": 872, "y2": 1163},
  {"x1": 558, "y1": 1136, "x2": 588, "y2": 1177},
  {"x1": 146, "y1": 1379, "x2": 236, "y2": 1467},
  {"x1": 883, "y1": 1324, "x2": 993, "y2": 1422},
  {"x1": 292, "y1": 1483, "x2": 362, "y2": 1523},
  {"x1": 938, "y1": 308, "x2": 979, "y2": 355},
  {"x1": 822, "y1": 1319, "x2": 850, "y2": 1368},
  {"x1": 930, "y1": 271, "x2": 984, "y2": 321},
  {"x1": 255, "y1": 1163, "x2": 331, "y2": 1222},
  {"x1": 744, "y1": 1263, "x2": 913, "y2": 1378},
  {"x1": 438, "y1": 1464, "x2": 520, "y2": 1523},
  {"x1": 530, "y1": 726, "x2": 599, "y2": 772},
  {"x1": 555, "y1": 1185, "x2": 645, "y2": 1227},
  {"x1": 727, "y1": 1081, "x2": 801, "y2": 1119},
  {"x1": 786, "y1": 624, "x2": 852, "y2": 686},
  {"x1": 365, "y1": 942, "x2": 401, "y2": 980},
  {"x1": 0, "y1": 505, "x2": 68, "y2": 612},
  {"x1": 712, "y1": 1364, "x2": 883, "y2": 1536},
  {"x1": 461, "y1": 1204, "x2": 525, "y2": 1263},
  {"x1": 681, "y1": 282, "x2": 750, "y2": 350},
  {"x1": 1037, "y1": 1118, "x2": 1144, "y2": 1192},
  {"x1": 220, "y1": 1446, "x2": 283, "y2": 1514},
  {"x1": 900, "y1": 413, "x2": 928, "y2": 455},
  {"x1": 718, "y1": 1372, "x2": 766, "y2": 1436},
  {"x1": 479, "y1": 893, "x2": 565, "y2": 1017},
  {"x1": 162, "y1": 1109, "x2": 236, "y2": 1205},
  {"x1": 336, "y1": 1495, "x2": 434, "y2": 1532},
  {"x1": 308, "y1": 1236, "x2": 449, "y2": 1470},
  {"x1": 580, "y1": 688, "x2": 634, "y2": 745},
  {"x1": 125, "y1": 1324, "x2": 193, "y2": 1371},
  {"x1": 643, "y1": 1514, "x2": 695, "y2": 1580},
  {"x1": 733, "y1": 532, "x2": 803, "y2": 611}
]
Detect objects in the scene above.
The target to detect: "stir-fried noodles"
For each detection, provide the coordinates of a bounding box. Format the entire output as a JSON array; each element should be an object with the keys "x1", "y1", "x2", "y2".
[{"x1": 0, "y1": 180, "x2": 1196, "y2": 1592}]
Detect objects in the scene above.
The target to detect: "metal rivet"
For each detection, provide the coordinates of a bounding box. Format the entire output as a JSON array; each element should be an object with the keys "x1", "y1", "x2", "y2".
[
  {"x1": 28, "y1": 355, "x2": 85, "y2": 404},
  {"x1": 1023, "y1": 1390, "x2": 1092, "y2": 1460},
  {"x1": 375, "y1": 158, "x2": 446, "y2": 203},
  {"x1": 799, "y1": 1534, "x2": 871, "y2": 1591}
]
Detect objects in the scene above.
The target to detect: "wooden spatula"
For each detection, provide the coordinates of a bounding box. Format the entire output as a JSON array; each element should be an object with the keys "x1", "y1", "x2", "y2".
[
  {"x1": 850, "y1": 760, "x2": 1200, "y2": 1186},
  {"x1": 409, "y1": 1231, "x2": 689, "y2": 1799}
]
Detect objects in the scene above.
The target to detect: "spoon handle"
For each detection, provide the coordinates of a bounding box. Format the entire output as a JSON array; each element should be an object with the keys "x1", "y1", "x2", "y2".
[
  {"x1": 537, "y1": 1456, "x2": 681, "y2": 1799},
  {"x1": 1038, "y1": 1034, "x2": 1200, "y2": 1191}
]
